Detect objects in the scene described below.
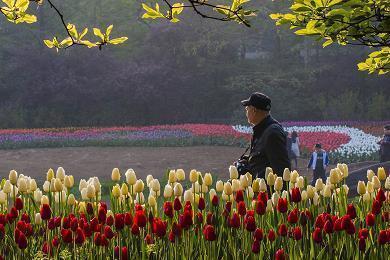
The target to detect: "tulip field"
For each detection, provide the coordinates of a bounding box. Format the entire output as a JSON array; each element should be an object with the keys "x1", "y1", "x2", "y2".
[
  {"x1": 0, "y1": 164, "x2": 389, "y2": 259},
  {"x1": 0, "y1": 121, "x2": 388, "y2": 163}
]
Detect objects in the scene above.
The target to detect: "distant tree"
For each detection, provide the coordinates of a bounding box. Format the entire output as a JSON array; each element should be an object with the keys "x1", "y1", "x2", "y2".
[{"x1": 269, "y1": 0, "x2": 390, "y2": 75}]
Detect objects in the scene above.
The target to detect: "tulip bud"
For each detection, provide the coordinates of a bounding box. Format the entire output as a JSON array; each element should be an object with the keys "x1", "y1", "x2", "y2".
[
  {"x1": 216, "y1": 180, "x2": 224, "y2": 192},
  {"x1": 315, "y1": 179, "x2": 324, "y2": 191},
  {"x1": 281, "y1": 190, "x2": 288, "y2": 199},
  {"x1": 372, "y1": 176, "x2": 381, "y2": 190},
  {"x1": 41, "y1": 195, "x2": 49, "y2": 205},
  {"x1": 367, "y1": 170, "x2": 375, "y2": 182},
  {"x1": 306, "y1": 185, "x2": 315, "y2": 199},
  {"x1": 134, "y1": 180, "x2": 144, "y2": 193},
  {"x1": 362, "y1": 192, "x2": 371, "y2": 203},
  {"x1": 125, "y1": 169, "x2": 137, "y2": 185},
  {"x1": 79, "y1": 179, "x2": 87, "y2": 192},
  {"x1": 87, "y1": 185, "x2": 96, "y2": 199},
  {"x1": 259, "y1": 179, "x2": 267, "y2": 192},
  {"x1": 18, "y1": 178, "x2": 28, "y2": 193},
  {"x1": 313, "y1": 192, "x2": 319, "y2": 206},
  {"x1": 148, "y1": 195, "x2": 156, "y2": 207},
  {"x1": 240, "y1": 175, "x2": 248, "y2": 189},
  {"x1": 274, "y1": 177, "x2": 283, "y2": 191},
  {"x1": 63, "y1": 176, "x2": 72, "y2": 189},
  {"x1": 283, "y1": 168, "x2": 290, "y2": 182},
  {"x1": 111, "y1": 168, "x2": 121, "y2": 182},
  {"x1": 174, "y1": 183, "x2": 183, "y2": 197},
  {"x1": 150, "y1": 179, "x2": 160, "y2": 192},
  {"x1": 79, "y1": 202, "x2": 86, "y2": 214},
  {"x1": 3, "y1": 180, "x2": 12, "y2": 194},
  {"x1": 136, "y1": 193, "x2": 145, "y2": 204},
  {"x1": 366, "y1": 181, "x2": 374, "y2": 193},
  {"x1": 168, "y1": 170, "x2": 177, "y2": 183},
  {"x1": 227, "y1": 166, "x2": 238, "y2": 180},
  {"x1": 47, "y1": 168, "x2": 54, "y2": 182},
  {"x1": 221, "y1": 192, "x2": 229, "y2": 201},
  {"x1": 329, "y1": 169, "x2": 339, "y2": 185},
  {"x1": 0, "y1": 191, "x2": 6, "y2": 204},
  {"x1": 201, "y1": 182, "x2": 209, "y2": 193},
  {"x1": 267, "y1": 173, "x2": 275, "y2": 186},
  {"x1": 209, "y1": 189, "x2": 217, "y2": 201},
  {"x1": 265, "y1": 167, "x2": 273, "y2": 180},
  {"x1": 186, "y1": 169, "x2": 196, "y2": 183},
  {"x1": 112, "y1": 185, "x2": 121, "y2": 198},
  {"x1": 266, "y1": 199, "x2": 273, "y2": 212},
  {"x1": 357, "y1": 181, "x2": 366, "y2": 195},
  {"x1": 290, "y1": 170, "x2": 299, "y2": 183},
  {"x1": 9, "y1": 170, "x2": 18, "y2": 185},
  {"x1": 342, "y1": 184, "x2": 349, "y2": 195},
  {"x1": 385, "y1": 176, "x2": 390, "y2": 190},
  {"x1": 163, "y1": 184, "x2": 173, "y2": 198},
  {"x1": 232, "y1": 179, "x2": 240, "y2": 192},
  {"x1": 54, "y1": 178, "x2": 63, "y2": 192},
  {"x1": 34, "y1": 189, "x2": 42, "y2": 203},
  {"x1": 204, "y1": 173, "x2": 213, "y2": 186},
  {"x1": 224, "y1": 182, "x2": 233, "y2": 196},
  {"x1": 56, "y1": 167, "x2": 65, "y2": 181},
  {"x1": 146, "y1": 175, "x2": 154, "y2": 187},
  {"x1": 246, "y1": 186, "x2": 254, "y2": 199},
  {"x1": 176, "y1": 169, "x2": 185, "y2": 181},
  {"x1": 184, "y1": 189, "x2": 194, "y2": 203},
  {"x1": 68, "y1": 194, "x2": 76, "y2": 206},
  {"x1": 301, "y1": 190, "x2": 308, "y2": 201},
  {"x1": 271, "y1": 192, "x2": 279, "y2": 206},
  {"x1": 377, "y1": 167, "x2": 386, "y2": 181},
  {"x1": 121, "y1": 183, "x2": 129, "y2": 196},
  {"x1": 29, "y1": 179, "x2": 37, "y2": 192},
  {"x1": 323, "y1": 185, "x2": 331, "y2": 198},
  {"x1": 252, "y1": 179, "x2": 260, "y2": 193},
  {"x1": 35, "y1": 213, "x2": 42, "y2": 225},
  {"x1": 296, "y1": 176, "x2": 304, "y2": 189}
]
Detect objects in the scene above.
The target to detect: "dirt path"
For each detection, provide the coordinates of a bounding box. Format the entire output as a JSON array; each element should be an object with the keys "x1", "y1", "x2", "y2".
[{"x1": 0, "y1": 146, "x2": 381, "y2": 187}]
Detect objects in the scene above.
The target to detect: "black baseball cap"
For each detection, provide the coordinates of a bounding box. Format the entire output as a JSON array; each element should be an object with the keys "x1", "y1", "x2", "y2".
[
  {"x1": 241, "y1": 92, "x2": 271, "y2": 111},
  {"x1": 315, "y1": 143, "x2": 322, "y2": 148}
]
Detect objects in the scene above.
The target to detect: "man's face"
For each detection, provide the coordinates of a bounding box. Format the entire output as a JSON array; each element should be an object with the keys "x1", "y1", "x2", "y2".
[
  {"x1": 384, "y1": 128, "x2": 390, "y2": 135},
  {"x1": 245, "y1": 106, "x2": 256, "y2": 124}
]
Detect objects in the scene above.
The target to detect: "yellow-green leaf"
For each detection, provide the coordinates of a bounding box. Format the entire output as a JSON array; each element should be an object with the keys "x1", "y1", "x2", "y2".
[
  {"x1": 322, "y1": 38, "x2": 333, "y2": 47},
  {"x1": 67, "y1": 24, "x2": 78, "y2": 39},
  {"x1": 108, "y1": 37, "x2": 128, "y2": 45},
  {"x1": 21, "y1": 14, "x2": 37, "y2": 24},
  {"x1": 172, "y1": 3, "x2": 184, "y2": 16},
  {"x1": 44, "y1": 39, "x2": 54, "y2": 48},
  {"x1": 2, "y1": 0, "x2": 13, "y2": 8},
  {"x1": 79, "y1": 28, "x2": 88, "y2": 40},
  {"x1": 106, "y1": 25, "x2": 113, "y2": 37},
  {"x1": 93, "y1": 28, "x2": 105, "y2": 41}
]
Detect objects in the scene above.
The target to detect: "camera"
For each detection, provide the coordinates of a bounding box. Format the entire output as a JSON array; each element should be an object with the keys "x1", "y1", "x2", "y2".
[{"x1": 234, "y1": 157, "x2": 251, "y2": 176}]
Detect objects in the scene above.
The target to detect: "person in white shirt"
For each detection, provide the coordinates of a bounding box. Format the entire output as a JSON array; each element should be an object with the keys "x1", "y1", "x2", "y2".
[{"x1": 290, "y1": 131, "x2": 300, "y2": 169}]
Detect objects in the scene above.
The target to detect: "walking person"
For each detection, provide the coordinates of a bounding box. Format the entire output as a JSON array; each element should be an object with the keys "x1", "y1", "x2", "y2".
[
  {"x1": 378, "y1": 125, "x2": 390, "y2": 162},
  {"x1": 235, "y1": 92, "x2": 291, "y2": 179},
  {"x1": 308, "y1": 143, "x2": 329, "y2": 185},
  {"x1": 290, "y1": 131, "x2": 300, "y2": 170}
]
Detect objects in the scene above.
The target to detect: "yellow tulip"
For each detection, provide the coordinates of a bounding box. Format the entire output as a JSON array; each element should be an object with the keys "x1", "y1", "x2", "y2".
[
  {"x1": 112, "y1": 184, "x2": 121, "y2": 198},
  {"x1": 216, "y1": 180, "x2": 224, "y2": 193},
  {"x1": 377, "y1": 167, "x2": 386, "y2": 181},
  {"x1": 111, "y1": 168, "x2": 121, "y2": 182},
  {"x1": 9, "y1": 170, "x2": 18, "y2": 185},
  {"x1": 189, "y1": 169, "x2": 198, "y2": 183},
  {"x1": 46, "y1": 168, "x2": 54, "y2": 182},
  {"x1": 274, "y1": 177, "x2": 283, "y2": 191},
  {"x1": 229, "y1": 165, "x2": 238, "y2": 180},
  {"x1": 224, "y1": 182, "x2": 233, "y2": 196},
  {"x1": 176, "y1": 169, "x2": 185, "y2": 181},
  {"x1": 357, "y1": 181, "x2": 366, "y2": 195}
]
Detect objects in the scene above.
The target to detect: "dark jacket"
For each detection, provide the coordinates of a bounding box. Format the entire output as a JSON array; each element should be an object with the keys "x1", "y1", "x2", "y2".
[
  {"x1": 379, "y1": 135, "x2": 390, "y2": 162},
  {"x1": 247, "y1": 115, "x2": 291, "y2": 178}
]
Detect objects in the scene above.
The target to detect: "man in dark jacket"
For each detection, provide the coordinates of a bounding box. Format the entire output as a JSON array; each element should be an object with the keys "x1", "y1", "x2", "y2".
[
  {"x1": 378, "y1": 125, "x2": 390, "y2": 162},
  {"x1": 239, "y1": 92, "x2": 291, "y2": 178}
]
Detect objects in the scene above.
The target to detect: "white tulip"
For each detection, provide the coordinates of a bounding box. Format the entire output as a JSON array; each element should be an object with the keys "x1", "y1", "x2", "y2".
[
  {"x1": 229, "y1": 165, "x2": 239, "y2": 180},
  {"x1": 174, "y1": 183, "x2": 183, "y2": 197},
  {"x1": 35, "y1": 213, "x2": 42, "y2": 225},
  {"x1": 216, "y1": 180, "x2": 224, "y2": 192},
  {"x1": 125, "y1": 169, "x2": 137, "y2": 185},
  {"x1": 176, "y1": 169, "x2": 185, "y2": 181},
  {"x1": 163, "y1": 184, "x2": 173, "y2": 198},
  {"x1": 3, "y1": 180, "x2": 12, "y2": 194},
  {"x1": 259, "y1": 179, "x2": 267, "y2": 192},
  {"x1": 283, "y1": 168, "x2": 291, "y2": 182},
  {"x1": 184, "y1": 189, "x2": 193, "y2": 203},
  {"x1": 56, "y1": 167, "x2": 65, "y2": 181}
]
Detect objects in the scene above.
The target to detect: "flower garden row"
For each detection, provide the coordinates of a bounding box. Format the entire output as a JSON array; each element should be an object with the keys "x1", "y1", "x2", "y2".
[
  {"x1": 0, "y1": 121, "x2": 388, "y2": 163},
  {"x1": 0, "y1": 164, "x2": 389, "y2": 259}
]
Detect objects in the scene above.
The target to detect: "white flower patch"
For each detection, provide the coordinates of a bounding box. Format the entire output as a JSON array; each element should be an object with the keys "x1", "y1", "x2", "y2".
[{"x1": 232, "y1": 125, "x2": 381, "y2": 157}]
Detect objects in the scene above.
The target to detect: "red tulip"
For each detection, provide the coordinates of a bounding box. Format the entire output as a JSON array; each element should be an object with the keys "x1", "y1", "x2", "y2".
[
  {"x1": 290, "y1": 187, "x2": 301, "y2": 203},
  {"x1": 153, "y1": 219, "x2": 167, "y2": 238},
  {"x1": 382, "y1": 211, "x2": 390, "y2": 222},
  {"x1": 312, "y1": 228, "x2": 323, "y2": 243},
  {"x1": 124, "y1": 212, "x2": 133, "y2": 226},
  {"x1": 75, "y1": 227, "x2": 85, "y2": 245},
  {"x1": 40, "y1": 204, "x2": 51, "y2": 220},
  {"x1": 135, "y1": 210, "x2": 147, "y2": 228},
  {"x1": 52, "y1": 235, "x2": 60, "y2": 247},
  {"x1": 61, "y1": 229, "x2": 73, "y2": 243},
  {"x1": 21, "y1": 213, "x2": 30, "y2": 223},
  {"x1": 256, "y1": 200, "x2": 266, "y2": 216},
  {"x1": 70, "y1": 217, "x2": 78, "y2": 232},
  {"x1": 0, "y1": 224, "x2": 4, "y2": 240},
  {"x1": 206, "y1": 212, "x2": 214, "y2": 225},
  {"x1": 245, "y1": 216, "x2": 256, "y2": 232},
  {"x1": 94, "y1": 232, "x2": 102, "y2": 246},
  {"x1": 10, "y1": 207, "x2": 18, "y2": 219},
  {"x1": 15, "y1": 197, "x2": 23, "y2": 211},
  {"x1": 86, "y1": 202, "x2": 94, "y2": 215},
  {"x1": 174, "y1": 197, "x2": 182, "y2": 211},
  {"x1": 16, "y1": 220, "x2": 26, "y2": 233},
  {"x1": 179, "y1": 210, "x2": 193, "y2": 229},
  {"x1": 277, "y1": 198, "x2": 287, "y2": 214},
  {"x1": 324, "y1": 220, "x2": 334, "y2": 234},
  {"x1": 237, "y1": 201, "x2": 246, "y2": 216},
  {"x1": 315, "y1": 214, "x2": 325, "y2": 229},
  {"x1": 54, "y1": 216, "x2": 61, "y2": 227},
  {"x1": 229, "y1": 212, "x2": 240, "y2": 228},
  {"x1": 366, "y1": 213, "x2": 375, "y2": 227},
  {"x1": 378, "y1": 230, "x2": 388, "y2": 245},
  {"x1": 62, "y1": 217, "x2": 70, "y2": 229},
  {"x1": 334, "y1": 218, "x2": 343, "y2": 232},
  {"x1": 42, "y1": 241, "x2": 49, "y2": 255},
  {"x1": 17, "y1": 232, "x2": 27, "y2": 250},
  {"x1": 122, "y1": 246, "x2": 128, "y2": 260},
  {"x1": 225, "y1": 201, "x2": 232, "y2": 213},
  {"x1": 145, "y1": 234, "x2": 154, "y2": 244},
  {"x1": 235, "y1": 190, "x2": 244, "y2": 202},
  {"x1": 198, "y1": 197, "x2": 206, "y2": 211},
  {"x1": 258, "y1": 191, "x2": 268, "y2": 205},
  {"x1": 106, "y1": 215, "x2": 114, "y2": 226},
  {"x1": 100, "y1": 234, "x2": 109, "y2": 247},
  {"x1": 168, "y1": 231, "x2": 175, "y2": 243},
  {"x1": 254, "y1": 228, "x2": 263, "y2": 241},
  {"x1": 372, "y1": 200, "x2": 382, "y2": 215},
  {"x1": 376, "y1": 189, "x2": 386, "y2": 203},
  {"x1": 347, "y1": 204, "x2": 357, "y2": 219},
  {"x1": 98, "y1": 207, "x2": 107, "y2": 224},
  {"x1": 359, "y1": 228, "x2": 369, "y2": 240},
  {"x1": 359, "y1": 237, "x2": 366, "y2": 252},
  {"x1": 212, "y1": 195, "x2": 219, "y2": 206},
  {"x1": 48, "y1": 218, "x2": 55, "y2": 230},
  {"x1": 131, "y1": 224, "x2": 140, "y2": 236},
  {"x1": 163, "y1": 202, "x2": 174, "y2": 218},
  {"x1": 203, "y1": 225, "x2": 216, "y2": 241},
  {"x1": 251, "y1": 239, "x2": 260, "y2": 254},
  {"x1": 300, "y1": 211, "x2": 308, "y2": 226},
  {"x1": 278, "y1": 224, "x2": 287, "y2": 237},
  {"x1": 0, "y1": 214, "x2": 5, "y2": 225},
  {"x1": 115, "y1": 214, "x2": 125, "y2": 231},
  {"x1": 341, "y1": 216, "x2": 355, "y2": 235},
  {"x1": 104, "y1": 226, "x2": 115, "y2": 239},
  {"x1": 268, "y1": 229, "x2": 276, "y2": 242},
  {"x1": 288, "y1": 208, "x2": 299, "y2": 224},
  {"x1": 275, "y1": 248, "x2": 286, "y2": 260},
  {"x1": 24, "y1": 223, "x2": 33, "y2": 237}
]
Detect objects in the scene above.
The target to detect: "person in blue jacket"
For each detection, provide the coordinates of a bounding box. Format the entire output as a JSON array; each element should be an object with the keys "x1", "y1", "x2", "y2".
[{"x1": 307, "y1": 143, "x2": 329, "y2": 185}]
